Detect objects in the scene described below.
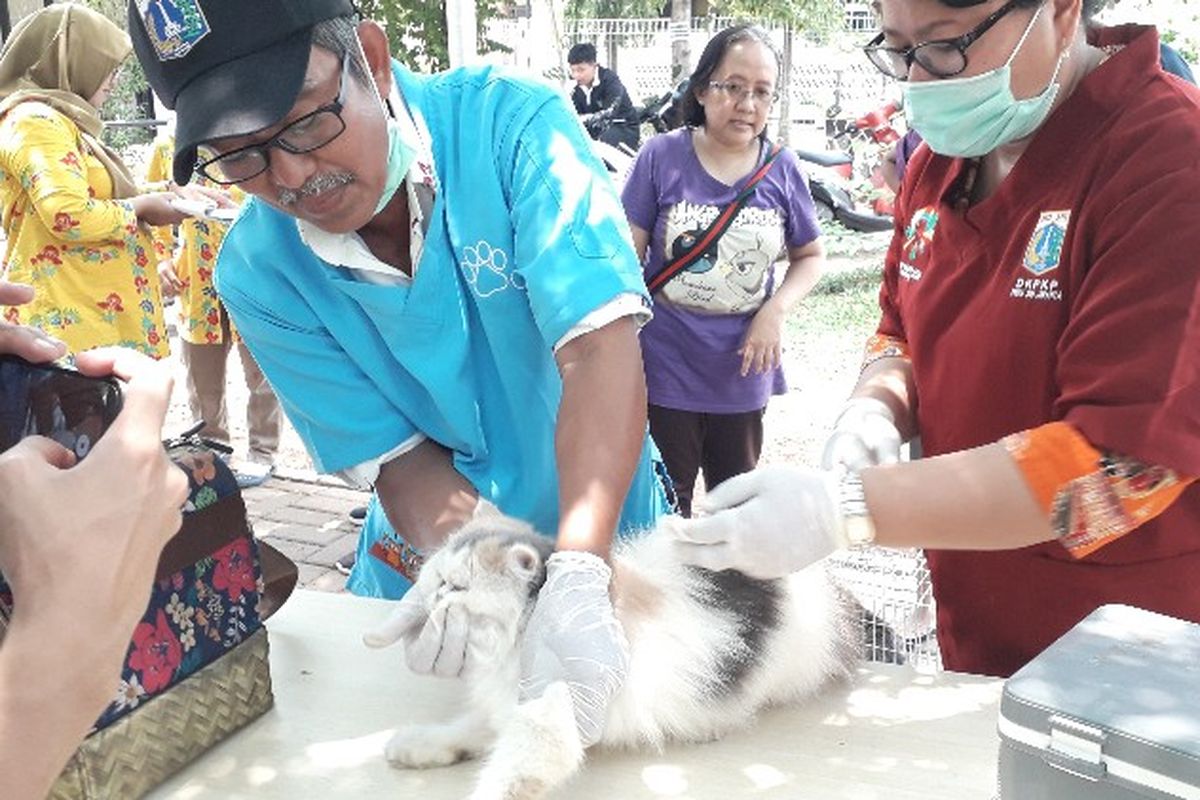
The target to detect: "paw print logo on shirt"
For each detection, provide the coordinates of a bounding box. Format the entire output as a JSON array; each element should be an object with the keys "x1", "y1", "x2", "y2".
[{"x1": 461, "y1": 240, "x2": 523, "y2": 297}]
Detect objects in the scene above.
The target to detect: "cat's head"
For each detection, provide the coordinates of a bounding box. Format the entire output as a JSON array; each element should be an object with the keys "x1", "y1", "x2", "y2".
[{"x1": 416, "y1": 513, "x2": 556, "y2": 639}]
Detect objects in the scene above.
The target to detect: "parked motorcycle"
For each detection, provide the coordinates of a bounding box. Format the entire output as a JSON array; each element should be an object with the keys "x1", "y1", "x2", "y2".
[
  {"x1": 594, "y1": 80, "x2": 897, "y2": 234},
  {"x1": 825, "y1": 98, "x2": 906, "y2": 219},
  {"x1": 791, "y1": 147, "x2": 894, "y2": 234}
]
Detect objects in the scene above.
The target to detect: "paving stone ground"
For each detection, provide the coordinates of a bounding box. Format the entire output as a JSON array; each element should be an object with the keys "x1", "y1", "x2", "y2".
[{"x1": 241, "y1": 471, "x2": 368, "y2": 592}]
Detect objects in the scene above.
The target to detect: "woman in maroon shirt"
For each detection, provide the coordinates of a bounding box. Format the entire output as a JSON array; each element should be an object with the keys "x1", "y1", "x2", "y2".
[{"x1": 668, "y1": 0, "x2": 1200, "y2": 678}]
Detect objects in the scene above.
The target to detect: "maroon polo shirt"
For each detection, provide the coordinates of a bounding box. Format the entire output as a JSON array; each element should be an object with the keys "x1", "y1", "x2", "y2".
[{"x1": 879, "y1": 24, "x2": 1200, "y2": 676}]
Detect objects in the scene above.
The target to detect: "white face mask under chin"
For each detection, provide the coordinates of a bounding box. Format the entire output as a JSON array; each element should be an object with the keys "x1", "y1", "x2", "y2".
[{"x1": 374, "y1": 115, "x2": 417, "y2": 215}]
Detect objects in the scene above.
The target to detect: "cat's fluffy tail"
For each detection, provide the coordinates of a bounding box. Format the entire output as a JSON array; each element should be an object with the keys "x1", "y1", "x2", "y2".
[{"x1": 470, "y1": 682, "x2": 584, "y2": 800}]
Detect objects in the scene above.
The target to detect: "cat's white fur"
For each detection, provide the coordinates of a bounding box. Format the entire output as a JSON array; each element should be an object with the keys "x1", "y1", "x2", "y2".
[{"x1": 365, "y1": 512, "x2": 857, "y2": 800}]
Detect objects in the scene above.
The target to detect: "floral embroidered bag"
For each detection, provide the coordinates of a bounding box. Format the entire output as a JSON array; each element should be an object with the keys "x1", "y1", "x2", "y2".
[{"x1": 0, "y1": 432, "x2": 297, "y2": 799}]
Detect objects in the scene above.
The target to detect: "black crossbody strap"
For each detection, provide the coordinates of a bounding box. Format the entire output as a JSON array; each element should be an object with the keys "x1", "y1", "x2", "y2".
[{"x1": 647, "y1": 142, "x2": 783, "y2": 295}]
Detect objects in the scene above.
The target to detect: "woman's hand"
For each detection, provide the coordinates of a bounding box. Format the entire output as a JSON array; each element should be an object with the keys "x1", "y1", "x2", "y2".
[
  {"x1": 158, "y1": 260, "x2": 183, "y2": 299},
  {"x1": 738, "y1": 299, "x2": 786, "y2": 376},
  {"x1": 173, "y1": 182, "x2": 237, "y2": 210},
  {"x1": 129, "y1": 191, "x2": 189, "y2": 227}
]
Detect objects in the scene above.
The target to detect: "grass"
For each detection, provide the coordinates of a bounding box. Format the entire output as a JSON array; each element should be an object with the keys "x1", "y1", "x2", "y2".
[{"x1": 798, "y1": 264, "x2": 885, "y2": 336}]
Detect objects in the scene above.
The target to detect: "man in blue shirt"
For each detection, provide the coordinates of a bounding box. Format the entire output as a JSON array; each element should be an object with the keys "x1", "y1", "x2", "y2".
[{"x1": 128, "y1": 0, "x2": 669, "y2": 749}]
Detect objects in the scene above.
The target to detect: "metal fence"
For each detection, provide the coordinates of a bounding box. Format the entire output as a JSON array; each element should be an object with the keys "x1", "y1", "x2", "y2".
[
  {"x1": 485, "y1": 15, "x2": 895, "y2": 148},
  {"x1": 828, "y1": 547, "x2": 942, "y2": 671}
]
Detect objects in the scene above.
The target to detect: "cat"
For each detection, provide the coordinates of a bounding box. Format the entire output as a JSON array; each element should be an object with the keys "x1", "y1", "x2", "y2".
[{"x1": 364, "y1": 510, "x2": 859, "y2": 800}]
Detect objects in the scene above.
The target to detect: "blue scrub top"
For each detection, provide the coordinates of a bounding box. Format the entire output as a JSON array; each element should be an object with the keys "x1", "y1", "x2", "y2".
[{"x1": 216, "y1": 61, "x2": 669, "y2": 597}]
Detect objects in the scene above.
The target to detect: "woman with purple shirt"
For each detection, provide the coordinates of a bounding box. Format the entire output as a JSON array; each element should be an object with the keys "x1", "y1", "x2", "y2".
[{"x1": 621, "y1": 24, "x2": 827, "y2": 516}]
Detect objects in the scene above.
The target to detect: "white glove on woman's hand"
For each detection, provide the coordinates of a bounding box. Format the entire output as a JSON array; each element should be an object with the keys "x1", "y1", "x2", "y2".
[
  {"x1": 821, "y1": 397, "x2": 902, "y2": 471},
  {"x1": 664, "y1": 465, "x2": 848, "y2": 580},
  {"x1": 519, "y1": 551, "x2": 628, "y2": 748}
]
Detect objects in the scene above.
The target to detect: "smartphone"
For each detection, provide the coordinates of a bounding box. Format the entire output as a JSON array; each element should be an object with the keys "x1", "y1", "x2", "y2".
[
  {"x1": 170, "y1": 197, "x2": 239, "y2": 224},
  {"x1": 0, "y1": 355, "x2": 123, "y2": 460}
]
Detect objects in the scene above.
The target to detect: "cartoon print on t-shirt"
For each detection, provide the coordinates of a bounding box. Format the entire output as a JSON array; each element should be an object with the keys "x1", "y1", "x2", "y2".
[
  {"x1": 660, "y1": 200, "x2": 784, "y2": 314},
  {"x1": 669, "y1": 228, "x2": 719, "y2": 274},
  {"x1": 725, "y1": 235, "x2": 772, "y2": 309}
]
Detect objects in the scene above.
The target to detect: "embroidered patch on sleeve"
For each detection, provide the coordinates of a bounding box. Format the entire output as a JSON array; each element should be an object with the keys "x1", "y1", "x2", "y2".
[
  {"x1": 861, "y1": 333, "x2": 911, "y2": 372},
  {"x1": 1003, "y1": 422, "x2": 1194, "y2": 559},
  {"x1": 369, "y1": 533, "x2": 427, "y2": 582}
]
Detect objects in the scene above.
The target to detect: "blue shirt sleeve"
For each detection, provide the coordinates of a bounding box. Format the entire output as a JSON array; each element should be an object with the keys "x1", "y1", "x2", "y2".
[
  {"x1": 216, "y1": 243, "x2": 420, "y2": 475},
  {"x1": 504, "y1": 91, "x2": 649, "y2": 347}
]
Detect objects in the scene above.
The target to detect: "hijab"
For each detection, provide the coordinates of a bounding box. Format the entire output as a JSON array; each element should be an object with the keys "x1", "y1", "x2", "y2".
[{"x1": 0, "y1": 3, "x2": 139, "y2": 198}]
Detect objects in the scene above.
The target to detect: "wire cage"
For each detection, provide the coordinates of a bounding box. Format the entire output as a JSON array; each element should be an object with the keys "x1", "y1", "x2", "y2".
[{"x1": 827, "y1": 546, "x2": 942, "y2": 672}]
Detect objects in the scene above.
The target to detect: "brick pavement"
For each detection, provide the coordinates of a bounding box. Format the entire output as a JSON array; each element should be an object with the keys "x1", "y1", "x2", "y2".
[{"x1": 242, "y1": 471, "x2": 369, "y2": 592}]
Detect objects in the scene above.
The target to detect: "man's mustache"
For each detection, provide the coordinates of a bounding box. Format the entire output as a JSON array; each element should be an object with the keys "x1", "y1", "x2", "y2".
[{"x1": 278, "y1": 172, "x2": 355, "y2": 207}]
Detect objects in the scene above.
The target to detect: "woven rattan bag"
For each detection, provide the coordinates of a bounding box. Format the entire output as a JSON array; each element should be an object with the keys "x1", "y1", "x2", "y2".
[{"x1": 0, "y1": 434, "x2": 297, "y2": 799}]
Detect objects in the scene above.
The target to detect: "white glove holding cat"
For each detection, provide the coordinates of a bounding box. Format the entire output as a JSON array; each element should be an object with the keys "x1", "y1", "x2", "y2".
[
  {"x1": 519, "y1": 551, "x2": 628, "y2": 749},
  {"x1": 665, "y1": 465, "x2": 848, "y2": 580},
  {"x1": 362, "y1": 498, "x2": 501, "y2": 677},
  {"x1": 821, "y1": 397, "x2": 902, "y2": 471}
]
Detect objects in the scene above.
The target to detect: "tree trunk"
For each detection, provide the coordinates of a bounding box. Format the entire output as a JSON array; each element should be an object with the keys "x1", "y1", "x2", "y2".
[
  {"x1": 670, "y1": 0, "x2": 691, "y2": 84},
  {"x1": 777, "y1": 22, "x2": 793, "y2": 145}
]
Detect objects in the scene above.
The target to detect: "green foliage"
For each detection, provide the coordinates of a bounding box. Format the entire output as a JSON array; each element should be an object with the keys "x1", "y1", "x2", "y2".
[
  {"x1": 566, "y1": 0, "x2": 663, "y2": 17},
  {"x1": 710, "y1": 0, "x2": 844, "y2": 40},
  {"x1": 357, "y1": 0, "x2": 510, "y2": 72}
]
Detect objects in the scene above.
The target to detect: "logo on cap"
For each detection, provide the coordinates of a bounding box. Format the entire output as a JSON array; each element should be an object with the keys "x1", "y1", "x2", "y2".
[{"x1": 135, "y1": 0, "x2": 210, "y2": 61}]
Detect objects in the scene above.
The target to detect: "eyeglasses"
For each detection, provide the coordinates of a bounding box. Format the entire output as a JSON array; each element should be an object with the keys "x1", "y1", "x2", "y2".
[
  {"x1": 862, "y1": 0, "x2": 1027, "y2": 81},
  {"x1": 195, "y1": 53, "x2": 352, "y2": 185},
  {"x1": 707, "y1": 80, "x2": 779, "y2": 106}
]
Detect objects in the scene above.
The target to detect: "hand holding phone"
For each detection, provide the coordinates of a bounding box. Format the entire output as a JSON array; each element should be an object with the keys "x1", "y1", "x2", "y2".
[
  {"x1": 170, "y1": 197, "x2": 239, "y2": 223},
  {"x1": 0, "y1": 355, "x2": 123, "y2": 460}
]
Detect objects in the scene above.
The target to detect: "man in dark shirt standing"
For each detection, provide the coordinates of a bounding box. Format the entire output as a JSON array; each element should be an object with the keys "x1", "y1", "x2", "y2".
[{"x1": 568, "y1": 42, "x2": 639, "y2": 151}]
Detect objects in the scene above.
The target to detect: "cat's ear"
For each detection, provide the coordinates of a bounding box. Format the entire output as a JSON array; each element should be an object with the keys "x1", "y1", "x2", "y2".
[{"x1": 507, "y1": 543, "x2": 543, "y2": 581}]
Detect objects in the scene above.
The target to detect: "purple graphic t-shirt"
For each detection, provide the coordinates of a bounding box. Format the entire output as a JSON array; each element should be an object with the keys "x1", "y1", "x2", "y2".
[{"x1": 622, "y1": 128, "x2": 821, "y2": 413}]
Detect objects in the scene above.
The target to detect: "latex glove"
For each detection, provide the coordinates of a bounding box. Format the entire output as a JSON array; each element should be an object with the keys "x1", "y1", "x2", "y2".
[
  {"x1": 362, "y1": 498, "x2": 501, "y2": 677},
  {"x1": 821, "y1": 397, "x2": 902, "y2": 471},
  {"x1": 665, "y1": 465, "x2": 847, "y2": 580},
  {"x1": 519, "y1": 551, "x2": 628, "y2": 748}
]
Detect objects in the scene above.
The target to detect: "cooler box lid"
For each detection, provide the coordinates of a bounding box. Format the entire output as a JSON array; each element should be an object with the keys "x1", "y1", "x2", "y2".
[{"x1": 1000, "y1": 605, "x2": 1200, "y2": 797}]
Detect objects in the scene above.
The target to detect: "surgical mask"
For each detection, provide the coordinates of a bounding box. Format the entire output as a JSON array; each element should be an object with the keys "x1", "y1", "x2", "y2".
[
  {"x1": 374, "y1": 111, "x2": 419, "y2": 214},
  {"x1": 903, "y1": 5, "x2": 1065, "y2": 158}
]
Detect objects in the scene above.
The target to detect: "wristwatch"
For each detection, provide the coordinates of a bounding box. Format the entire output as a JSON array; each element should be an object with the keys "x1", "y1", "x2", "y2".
[{"x1": 838, "y1": 470, "x2": 877, "y2": 548}]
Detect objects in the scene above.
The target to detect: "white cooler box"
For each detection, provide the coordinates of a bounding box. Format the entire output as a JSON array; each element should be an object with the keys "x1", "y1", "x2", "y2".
[{"x1": 998, "y1": 604, "x2": 1200, "y2": 799}]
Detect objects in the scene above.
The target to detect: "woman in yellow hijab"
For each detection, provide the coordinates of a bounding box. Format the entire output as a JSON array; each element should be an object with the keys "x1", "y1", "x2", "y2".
[{"x1": 0, "y1": 3, "x2": 191, "y2": 357}]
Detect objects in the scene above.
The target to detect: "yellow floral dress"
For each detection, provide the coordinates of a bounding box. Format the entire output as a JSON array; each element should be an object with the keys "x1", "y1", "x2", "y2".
[
  {"x1": 0, "y1": 101, "x2": 167, "y2": 357},
  {"x1": 146, "y1": 135, "x2": 244, "y2": 345}
]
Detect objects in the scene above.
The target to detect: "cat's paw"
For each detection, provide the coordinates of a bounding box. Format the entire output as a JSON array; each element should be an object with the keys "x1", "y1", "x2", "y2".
[{"x1": 384, "y1": 728, "x2": 478, "y2": 769}]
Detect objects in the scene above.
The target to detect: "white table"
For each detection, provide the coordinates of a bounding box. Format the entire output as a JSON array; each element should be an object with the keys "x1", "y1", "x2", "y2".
[{"x1": 150, "y1": 590, "x2": 1004, "y2": 799}]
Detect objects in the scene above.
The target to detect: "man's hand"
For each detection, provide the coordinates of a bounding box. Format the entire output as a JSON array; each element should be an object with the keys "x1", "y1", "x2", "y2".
[
  {"x1": 665, "y1": 465, "x2": 847, "y2": 580},
  {"x1": 0, "y1": 347, "x2": 188, "y2": 702},
  {"x1": 821, "y1": 397, "x2": 903, "y2": 471},
  {"x1": 519, "y1": 551, "x2": 628, "y2": 748},
  {"x1": 362, "y1": 499, "x2": 504, "y2": 677}
]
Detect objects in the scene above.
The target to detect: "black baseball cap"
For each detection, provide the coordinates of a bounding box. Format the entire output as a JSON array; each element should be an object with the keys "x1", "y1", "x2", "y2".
[{"x1": 128, "y1": 0, "x2": 357, "y2": 184}]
